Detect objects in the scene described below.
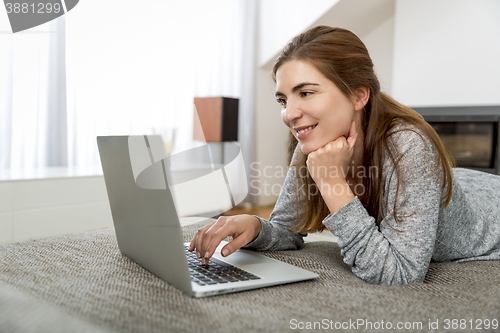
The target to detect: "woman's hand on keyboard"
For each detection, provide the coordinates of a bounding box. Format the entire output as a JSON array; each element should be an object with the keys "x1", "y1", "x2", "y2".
[{"x1": 188, "y1": 215, "x2": 262, "y2": 265}]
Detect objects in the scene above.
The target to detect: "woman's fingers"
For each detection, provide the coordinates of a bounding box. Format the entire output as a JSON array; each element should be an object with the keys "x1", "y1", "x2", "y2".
[
  {"x1": 347, "y1": 121, "x2": 357, "y2": 150},
  {"x1": 189, "y1": 216, "x2": 236, "y2": 264},
  {"x1": 220, "y1": 230, "x2": 254, "y2": 257},
  {"x1": 188, "y1": 215, "x2": 261, "y2": 264},
  {"x1": 201, "y1": 219, "x2": 240, "y2": 264},
  {"x1": 188, "y1": 218, "x2": 218, "y2": 257},
  {"x1": 196, "y1": 218, "x2": 226, "y2": 262},
  {"x1": 188, "y1": 220, "x2": 212, "y2": 253}
]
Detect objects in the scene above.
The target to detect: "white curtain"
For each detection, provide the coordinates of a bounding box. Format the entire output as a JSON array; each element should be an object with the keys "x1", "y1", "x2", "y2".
[
  {"x1": 0, "y1": 18, "x2": 67, "y2": 169},
  {"x1": 1, "y1": 0, "x2": 257, "y2": 195}
]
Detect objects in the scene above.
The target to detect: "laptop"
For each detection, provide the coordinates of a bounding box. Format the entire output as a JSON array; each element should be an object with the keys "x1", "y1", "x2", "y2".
[{"x1": 97, "y1": 135, "x2": 318, "y2": 297}]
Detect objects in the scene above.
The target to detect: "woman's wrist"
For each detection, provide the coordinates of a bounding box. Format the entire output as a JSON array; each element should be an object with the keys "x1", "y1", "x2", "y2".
[
  {"x1": 318, "y1": 177, "x2": 355, "y2": 214},
  {"x1": 250, "y1": 215, "x2": 262, "y2": 242}
]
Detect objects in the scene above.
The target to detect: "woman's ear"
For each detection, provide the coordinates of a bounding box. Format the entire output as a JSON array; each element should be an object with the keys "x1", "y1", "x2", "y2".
[{"x1": 353, "y1": 86, "x2": 370, "y2": 111}]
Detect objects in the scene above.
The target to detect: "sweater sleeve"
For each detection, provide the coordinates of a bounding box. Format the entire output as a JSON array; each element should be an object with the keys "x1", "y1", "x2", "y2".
[
  {"x1": 243, "y1": 147, "x2": 306, "y2": 251},
  {"x1": 323, "y1": 129, "x2": 443, "y2": 285}
]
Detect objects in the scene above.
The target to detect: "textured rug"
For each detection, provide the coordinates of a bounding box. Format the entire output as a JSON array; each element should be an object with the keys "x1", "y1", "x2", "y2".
[{"x1": 1, "y1": 219, "x2": 499, "y2": 333}]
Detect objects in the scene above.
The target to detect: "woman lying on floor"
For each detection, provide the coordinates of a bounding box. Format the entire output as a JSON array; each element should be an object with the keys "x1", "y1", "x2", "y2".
[{"x1": 189, "y1": 25, "x2": 500, "y2": 285}]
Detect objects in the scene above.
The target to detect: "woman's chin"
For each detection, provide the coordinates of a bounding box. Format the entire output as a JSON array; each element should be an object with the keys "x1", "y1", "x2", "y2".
[{"x1": 300, "y1": 144, "x2": 312, "y2": 155}]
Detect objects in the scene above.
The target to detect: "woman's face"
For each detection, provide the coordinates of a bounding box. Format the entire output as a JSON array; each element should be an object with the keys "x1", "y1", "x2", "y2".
[{"x1": 275, "y1": 59, "x2": 361, "y2": 155}]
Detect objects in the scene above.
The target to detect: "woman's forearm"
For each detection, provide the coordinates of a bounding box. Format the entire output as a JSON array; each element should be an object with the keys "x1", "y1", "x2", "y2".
[{"x1": 318, "y1": 177, "x2": 356, "y2": 215}]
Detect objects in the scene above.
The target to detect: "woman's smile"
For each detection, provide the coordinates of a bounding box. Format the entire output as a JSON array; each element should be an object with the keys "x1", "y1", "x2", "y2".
[{"x1": 295, "y1": 123, "x2": 318, "y2": 139}]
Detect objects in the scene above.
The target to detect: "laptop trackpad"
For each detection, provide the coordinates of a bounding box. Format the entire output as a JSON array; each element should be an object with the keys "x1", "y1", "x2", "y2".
[
  {"x1": 219, "y1": 250, "x2": 270, "y2": 265},
  {"x1": 213, "y1": 242, "x2": 274, "y2": 266}
]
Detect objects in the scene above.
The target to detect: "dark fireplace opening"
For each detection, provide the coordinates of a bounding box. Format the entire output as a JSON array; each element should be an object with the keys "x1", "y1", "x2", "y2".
[{"x1": 414, "y1": 106, "x2": 500, "y2": 175}]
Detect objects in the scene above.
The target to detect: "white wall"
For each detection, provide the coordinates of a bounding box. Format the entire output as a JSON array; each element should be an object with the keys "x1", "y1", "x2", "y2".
[
  {"x1": 253, "y1": 68, "x2": 290, "y2": 206},
  {"x1": 392, "y1": 0, "x2": 500, "y2": 107},
  {"x1": 258, "y1": 0, "x2": 339, "y2": 66},
  {"x1": 363, "y1": 16, "x2": 395, "y2": 94}
]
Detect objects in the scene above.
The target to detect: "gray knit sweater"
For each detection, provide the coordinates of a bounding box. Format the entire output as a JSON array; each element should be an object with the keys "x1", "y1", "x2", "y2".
[{"x1": 244, "y1": 127, "x2": 500, "y2": 285}]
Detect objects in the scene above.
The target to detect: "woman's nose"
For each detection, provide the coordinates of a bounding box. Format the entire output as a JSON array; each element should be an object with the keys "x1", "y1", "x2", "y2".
[{"x1": 283, "y1": 101, "x2": 302, "y2": 123}]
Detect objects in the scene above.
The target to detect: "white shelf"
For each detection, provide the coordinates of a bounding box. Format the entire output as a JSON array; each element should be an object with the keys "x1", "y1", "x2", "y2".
[
  {"x1": 0, "y1": 164, "x2": 224, "y2": 244},
  {"x1": 0, "y1": 166, "x2": 103, "y2": 182}
]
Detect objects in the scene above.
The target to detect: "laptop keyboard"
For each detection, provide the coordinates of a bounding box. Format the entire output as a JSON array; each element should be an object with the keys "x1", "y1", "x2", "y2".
[{"x1": 184, "y1": 246, "x2": 261, "y2": 286}]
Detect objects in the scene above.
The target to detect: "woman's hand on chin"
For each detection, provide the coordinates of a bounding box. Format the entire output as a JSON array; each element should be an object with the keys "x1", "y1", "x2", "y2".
[
  {"x1": 306, "y1": 121, "x2": 357, "y2": 185},
  {"x1": 305, "y1": 121, "x2": 357, "y2": 214}
]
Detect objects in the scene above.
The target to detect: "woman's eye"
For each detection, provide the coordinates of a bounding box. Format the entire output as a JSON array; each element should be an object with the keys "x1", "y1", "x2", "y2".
[
  {"x1": 300, "y1": 91, "x2": 312, "y2": 97},
  {"x1": 276, "y1": 98, "x2": 287, "y2": 107}
]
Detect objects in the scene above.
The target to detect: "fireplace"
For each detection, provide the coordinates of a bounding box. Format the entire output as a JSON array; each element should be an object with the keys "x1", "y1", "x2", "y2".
[{"x1": 414, "y1": 106, "x2": 500, "y2": 175}]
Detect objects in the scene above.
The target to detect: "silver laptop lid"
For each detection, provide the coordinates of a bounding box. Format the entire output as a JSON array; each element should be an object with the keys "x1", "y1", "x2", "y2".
[{"x1": 97, "y1": 135, "x2": 193, "y2": 295}]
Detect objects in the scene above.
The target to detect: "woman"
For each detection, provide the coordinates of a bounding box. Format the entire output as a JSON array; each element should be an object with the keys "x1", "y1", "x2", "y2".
[{"x1": 189, "y1": 26, "x2": 500, "y2": 285}]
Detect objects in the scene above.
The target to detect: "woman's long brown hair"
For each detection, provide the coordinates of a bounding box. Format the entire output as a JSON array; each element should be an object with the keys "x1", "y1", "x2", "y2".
[{"x1": 272, "y1": 26, "x2": 455, "y2": 233}]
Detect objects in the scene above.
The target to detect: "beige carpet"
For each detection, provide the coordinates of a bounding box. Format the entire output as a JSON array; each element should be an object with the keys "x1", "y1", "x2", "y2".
[{"x1": 1, "y1": 220, "x2": 499, "y2": 333}]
